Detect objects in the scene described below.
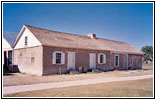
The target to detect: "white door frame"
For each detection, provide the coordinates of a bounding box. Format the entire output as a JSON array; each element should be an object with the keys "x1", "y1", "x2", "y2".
[
  {"x1": 67, "y1": 52, "x2": 75, "y2": 70},
  {"x1": 89, "y1": 53, "x2": 96, "y2": 69}
]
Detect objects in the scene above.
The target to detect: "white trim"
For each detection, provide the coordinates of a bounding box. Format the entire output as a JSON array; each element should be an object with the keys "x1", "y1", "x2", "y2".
[
  {"x1": 98, "y1": 53, "x2": 106, "y2": 64},
  {"x1": 67, "y1": 52, "x2": 75, "y2": 70},
  {"x1": 52, "y1": 51, "x2": 65, "y2": 65},
  {"x1": 61, "y1": 52, "x2": 65, "y2": 64},
  {"x1": 114, "y1": 55, "x2": 119, "y2": 67},
  {"x1": 89, "y1": 53, "x2": 96, "y2": 69}
]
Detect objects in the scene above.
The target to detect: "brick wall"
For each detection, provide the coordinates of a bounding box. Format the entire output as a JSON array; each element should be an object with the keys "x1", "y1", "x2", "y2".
[
  {"x1": 42, "y1": 46, "x2": 112, "y2": 74},
  {"x1": 128, "y1": 54, "x2": 142, "y2": 69},
  {"x1": 14, "y1": 46, "x2": 142, "y2": 75}
]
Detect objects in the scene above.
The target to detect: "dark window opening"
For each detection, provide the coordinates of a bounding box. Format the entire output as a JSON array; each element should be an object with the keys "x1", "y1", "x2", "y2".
[
  {"x1": 8, "y1": 51, "x2": 12, "y2": 64},
  {"x1": 25, "y1": 36, "x2": 28, "y2": 45},
  {"x1": 56, "y1": 53, "x2": 61, "y2": 64},
  {"x1": 4, "y1": 51, "x2": 7, "y2": 66},
  {"x1": 115, "y1": 56, "x2": 119, "y2": 66},
  {"x1": 100, "y1": 55, "x2": 103, "y2": 63}
]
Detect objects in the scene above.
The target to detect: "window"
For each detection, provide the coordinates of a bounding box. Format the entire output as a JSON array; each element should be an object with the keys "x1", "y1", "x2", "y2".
[
  {"x1": 100, "y1": 55, "x2": 103, "y2": 63},
  {"x1": 8, "y1": 51, "x2": 12, "y2": 64},
  {"x1": 53, "y1": 51, "x2": 65, "y2": 64},
  {"x1": 115, "y1": 55, "x2": 119, "y2": 66},
  {"x1": 98, "y1": 53, "x2": 106, "y2": 64},
  {"x1": 56, "y1": 53, "x2": 61, "y2": 64},
  {"x1": 25, "y1": 36, "x2": 28, "y2": 45}
]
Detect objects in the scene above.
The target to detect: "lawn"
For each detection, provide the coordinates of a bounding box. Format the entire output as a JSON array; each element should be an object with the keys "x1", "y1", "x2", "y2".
[{"x1": 4, "y1": 78, "x2": 153, "y2": 97}]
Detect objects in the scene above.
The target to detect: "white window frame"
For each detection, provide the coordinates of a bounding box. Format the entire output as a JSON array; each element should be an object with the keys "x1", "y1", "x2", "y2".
[
  {"x1": 114, "y1": 55, "x2": 119, "y2": 67},
  {"x1": 53, "y1": 51, "x2": 65, "y2": 65},
  {"x1": 98, "y1": 53, "x2": 106, "y2": 64}
]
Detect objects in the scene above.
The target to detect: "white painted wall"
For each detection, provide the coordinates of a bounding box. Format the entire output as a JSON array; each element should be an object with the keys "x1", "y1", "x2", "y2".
[
  {"x1": 2, "y1": 38, "x2": 12, "y2": 65},
  {"x1": 14, "y1": 28, "x2": 42, "y2": 49},
  {"x1": 3, "y1": 38, "x2": 12, "y2": 50}
]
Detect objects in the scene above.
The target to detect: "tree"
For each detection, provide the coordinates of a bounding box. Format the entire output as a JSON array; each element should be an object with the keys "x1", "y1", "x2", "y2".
[{"x1": 141, "y1": 45, "x2": 153, "y2": 64}]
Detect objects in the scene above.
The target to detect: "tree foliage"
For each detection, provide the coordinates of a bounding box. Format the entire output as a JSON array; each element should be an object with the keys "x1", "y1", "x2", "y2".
[{"x1": 141, "y1": 45, "x2": 153, "y2": 62}]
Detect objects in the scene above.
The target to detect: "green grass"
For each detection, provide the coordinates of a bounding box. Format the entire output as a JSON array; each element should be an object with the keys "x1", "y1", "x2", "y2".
[{"x1": 4, "y1": 78, "x2": 153, "y2": 97}]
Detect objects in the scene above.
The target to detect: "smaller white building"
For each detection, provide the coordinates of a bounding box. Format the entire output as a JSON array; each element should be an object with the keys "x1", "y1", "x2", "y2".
[{"x1": 2, "y1": 38, "x2": 13, "y2": 70}]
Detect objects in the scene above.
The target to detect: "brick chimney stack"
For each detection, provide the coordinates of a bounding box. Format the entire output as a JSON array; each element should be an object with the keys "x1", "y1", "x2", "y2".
[{"x1": 88, "y1": 33, "x2": 96, "y2": 39}]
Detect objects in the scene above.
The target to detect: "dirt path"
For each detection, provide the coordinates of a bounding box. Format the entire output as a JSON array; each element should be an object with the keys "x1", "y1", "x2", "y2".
[
  {"x1": 3, "y1": 74, "x2": 153, "y2": 95},
  {"x1": 3, "y1": 69, "x2": 153, "y2": 87}
]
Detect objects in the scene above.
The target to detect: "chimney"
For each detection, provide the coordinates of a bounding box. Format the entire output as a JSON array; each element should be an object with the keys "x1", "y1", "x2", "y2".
[{"x1": 88, "y1": 33, "x2": 96, "y2": 39}]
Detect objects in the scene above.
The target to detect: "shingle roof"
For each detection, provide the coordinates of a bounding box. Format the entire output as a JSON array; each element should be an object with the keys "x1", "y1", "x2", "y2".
[{"x1": 24, "y1": 25, "x2": 143, "y2": 55}]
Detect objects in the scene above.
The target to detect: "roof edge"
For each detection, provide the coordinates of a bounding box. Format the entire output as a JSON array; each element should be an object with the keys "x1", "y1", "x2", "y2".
[
  {"x1": 42, "y1": 45, "x2": 143, "y2": 55},
  {"x1": 24, "y1": 24, "x2": 128, "y2": 44},
  {"x1": 13, "y1": 25, "x2": 26, "y2": 48}
]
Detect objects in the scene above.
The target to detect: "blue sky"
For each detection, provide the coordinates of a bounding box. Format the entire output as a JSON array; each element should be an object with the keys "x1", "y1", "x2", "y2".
[{"x1": 3, "y1": 3, "x2": 153, "y2": 50}]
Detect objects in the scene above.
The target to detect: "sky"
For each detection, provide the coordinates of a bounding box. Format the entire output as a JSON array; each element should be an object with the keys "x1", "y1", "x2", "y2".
[{"x1": 3, "y1": 3, "x2": 153, "y2": 50}]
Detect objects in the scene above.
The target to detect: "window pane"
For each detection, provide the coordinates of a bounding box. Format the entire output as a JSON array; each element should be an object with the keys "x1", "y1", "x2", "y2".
[
  {"x1": 8, "y1": 51, "x2": 12, "y2": 58},
  {"x1": 115, "y1": 56, "x2": 118, "y2": 66},
  {"x1": 56, "y1": 53, "x2": 61, "y2": 64},
  {"x1": 56, "y1": 53, "x2": 61, "y2": 59},
  {"x1": 100, "y1": 55, "x2": 103, "y2": 63},
  {"x1": 56, "y1": 59, "x2": 61, "y2": 63},
  {"x1": 8, "y1": 51, "x2": 12, "y2": 64}
]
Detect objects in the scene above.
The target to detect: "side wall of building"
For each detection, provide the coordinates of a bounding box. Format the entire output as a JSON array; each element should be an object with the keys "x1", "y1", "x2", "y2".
[
  {"x1": 110, "y1": 53, "x2": 142, "y2": 70},
  {"x1": 42, "y1": 47, "x2": 67, "y2": 75},
  {"x1": 13, "y1": 46, "x2": 142, "y2": 75},
  {"x1": 43, "y1": 46, "x2": 134, "y2": 75},
  {"x1": 13, "y1": 46, "x2": 43, "y2": 75},
  {"x1": 3, "y1": 38, "x2": 13, "y2": 66},
  {"x1": 110, "y1": 53, "x2": 128, "y2": 70},
  {"x1": 128, "y1": 54, "x2": 142, "y2": 69}
]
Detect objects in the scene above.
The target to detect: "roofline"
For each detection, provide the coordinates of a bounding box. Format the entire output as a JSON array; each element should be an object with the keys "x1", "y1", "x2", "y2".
[
  {"x1": 12, "y1": 25, "x2": 27, "y2": 48},
  {"x1": 24, "y1": 24, "x2": 127, "y2": 44},
  {"x1": 13, "y1": 24, "x2": 143, "y2": 55},
  {"x1": 42, "y1": 45, "x2": 143, "y2": 55}
]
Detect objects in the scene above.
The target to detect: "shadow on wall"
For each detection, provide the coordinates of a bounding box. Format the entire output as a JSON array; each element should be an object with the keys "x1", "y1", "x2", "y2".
[
  {"x1": 3, "y1": 64, "x2": 20, "y2": 76},
  {"x1": 8, "y1": 65, "x2": 19, "y2": 72}
]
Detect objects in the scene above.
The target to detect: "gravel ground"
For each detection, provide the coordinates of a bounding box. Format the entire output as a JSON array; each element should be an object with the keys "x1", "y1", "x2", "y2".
[{"x1": 3, "y1": 68, "x2": 153, "y2": 87}]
